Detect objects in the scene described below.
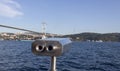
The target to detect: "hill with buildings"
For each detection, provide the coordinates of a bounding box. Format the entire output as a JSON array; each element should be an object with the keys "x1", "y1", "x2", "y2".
[{"x1": 0, "y1": 32, "x2": 58, "y2": 40}]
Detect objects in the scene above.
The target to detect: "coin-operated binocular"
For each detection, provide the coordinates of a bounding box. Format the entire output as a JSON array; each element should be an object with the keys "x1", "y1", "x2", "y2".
[
  {"x1": 32, "y1": 38, "x2": 72, "y2": 56},
  {"x1": 31, "y1": 38, "x2": 72, "y2": 71}
]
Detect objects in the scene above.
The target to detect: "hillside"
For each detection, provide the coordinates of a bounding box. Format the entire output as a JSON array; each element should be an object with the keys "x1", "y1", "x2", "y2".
[{"x1": 62, "y1": 33, "x2": 120, "y2": 42}]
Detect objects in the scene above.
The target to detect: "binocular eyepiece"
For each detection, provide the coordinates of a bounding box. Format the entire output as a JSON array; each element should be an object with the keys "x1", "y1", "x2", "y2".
[
  {"x1": 32, "y1": 38, "x2": 72, "y2": 56},
  {"x1": 35, "y1": 45, "x2": 57, "y2": 52},
  {"x1": 35, "y1": 45, "x2": 44, "y2": 52}
]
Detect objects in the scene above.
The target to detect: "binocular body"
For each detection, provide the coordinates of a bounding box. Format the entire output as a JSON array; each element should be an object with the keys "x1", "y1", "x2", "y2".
[{"x1": 32, "y1": 38, "x2": 72, "y2": 56}]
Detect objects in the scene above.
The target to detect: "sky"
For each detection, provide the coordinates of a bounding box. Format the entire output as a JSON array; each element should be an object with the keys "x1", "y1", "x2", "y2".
[{"x1": 0, "y1": 0, "x2": 120, "y2": 34}]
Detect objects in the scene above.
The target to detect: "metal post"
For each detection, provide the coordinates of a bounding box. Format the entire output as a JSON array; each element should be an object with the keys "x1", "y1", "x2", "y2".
[{"x1": 49, "y1": 56, "x2": 57, "y2": 71}]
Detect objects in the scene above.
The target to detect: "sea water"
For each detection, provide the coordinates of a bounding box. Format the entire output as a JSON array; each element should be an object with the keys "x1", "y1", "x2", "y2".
[{"x1": 0, "y1": 41, "x2": 120, "y2": 71}]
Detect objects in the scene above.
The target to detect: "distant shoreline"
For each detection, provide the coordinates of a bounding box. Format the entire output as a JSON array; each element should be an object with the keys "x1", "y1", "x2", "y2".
[{"x1": 1, "y1": 32, "x2": 120, "y2": 42}]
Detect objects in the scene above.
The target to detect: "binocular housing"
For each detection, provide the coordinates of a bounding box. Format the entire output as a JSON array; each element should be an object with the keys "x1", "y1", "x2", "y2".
[{"x1": 32, "y1": 38, "x2": 72, "y2": 56}]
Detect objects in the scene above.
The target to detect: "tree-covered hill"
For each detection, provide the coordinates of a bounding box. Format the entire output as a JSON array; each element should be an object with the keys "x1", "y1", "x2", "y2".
[{"x1": 62, "y1": 33, "x2": 120, "y2": 42}]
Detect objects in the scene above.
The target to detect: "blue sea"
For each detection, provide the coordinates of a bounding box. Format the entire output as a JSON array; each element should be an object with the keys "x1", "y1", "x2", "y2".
[{"x1": 0, "y1": 40, "x2": 120, "y2": 71}]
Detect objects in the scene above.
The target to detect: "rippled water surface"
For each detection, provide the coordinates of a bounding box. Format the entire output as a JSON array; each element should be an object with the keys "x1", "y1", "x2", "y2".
[{"x1": 0, "y1": 40, "x2": 120, "y2": 71}]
